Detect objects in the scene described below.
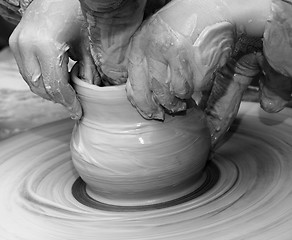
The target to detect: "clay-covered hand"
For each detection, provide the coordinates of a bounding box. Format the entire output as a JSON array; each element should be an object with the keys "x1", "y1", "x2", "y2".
[
  {"x1": 126, "y1": 0, "x2": 236, "y2": 119},
  {"x1": 126, "y1": 0, "x2": 292, "y2": 146},
  {"x1": 78, "y1": 0, "x2": 170, "y2": 85},
  {"x1": 207, "y1": 0, "x2": 292, "y2": 145},
  {"x1": 126, "y1": 0, "x2": 237, "y2": 142},
  {"x1": 259, "y1": 0, "x2": 292, "y2": 113},
  {"x1": 79, "y1": 0, "x2": 147, "y2": 85},
  {"x1": 9, "y1": 0, "x2": 98, "y2": 119}
]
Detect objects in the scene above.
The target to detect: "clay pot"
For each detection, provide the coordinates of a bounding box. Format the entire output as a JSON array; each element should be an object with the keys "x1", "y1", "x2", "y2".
[{"x1": 70, "y1": 64, "x2": 211, "y2": 206}]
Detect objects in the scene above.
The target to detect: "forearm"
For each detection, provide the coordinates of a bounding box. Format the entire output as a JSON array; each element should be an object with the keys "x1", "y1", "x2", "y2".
[
  {"x1": 80, "y1": 0, "x2": 147, "y2": 84},
  {"x1": 80, "y1": 0, "x2": 126, "y2": 12}
]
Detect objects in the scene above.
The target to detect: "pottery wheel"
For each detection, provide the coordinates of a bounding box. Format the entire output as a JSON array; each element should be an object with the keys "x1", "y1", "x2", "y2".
[{"x1": 1, "y1": 102, "x2": 292, "y2": 240}]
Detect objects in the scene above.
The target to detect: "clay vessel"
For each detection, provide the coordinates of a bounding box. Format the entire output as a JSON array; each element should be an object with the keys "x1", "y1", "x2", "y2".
[{"x1": 70, "y1": 64, "x2": 211, "y2": 206}]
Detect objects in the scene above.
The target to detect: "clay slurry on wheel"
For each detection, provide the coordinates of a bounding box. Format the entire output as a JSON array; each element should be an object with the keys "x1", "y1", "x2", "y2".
[
  {"x1": 71, "y1": 161, "x2": 220, "y2": 212},
  {"x1": 0, "y1": 103, "x2": 292, "y2": 239}
]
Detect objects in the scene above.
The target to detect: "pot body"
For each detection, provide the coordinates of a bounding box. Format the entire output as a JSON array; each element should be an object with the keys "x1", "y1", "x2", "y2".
[{"x1": 70, "y1": 65, "x2": 211, "y2": 206}]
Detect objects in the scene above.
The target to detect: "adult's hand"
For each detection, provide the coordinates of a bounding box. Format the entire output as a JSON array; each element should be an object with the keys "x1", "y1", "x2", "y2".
[
  {"x1": 126, "y1": 0, "x2": 236, "y2": 142},
  {"x1": 8, "y1": 0, "x2": 97, "y2": 119},
  {"x1": 79, "y1": 0, "x2": 148, "y2": 85},
  {"x1": 259, "y1": 0, "x2": 292, "y2": 113},
  {"x1": 126, "y1": 0, "x2": 292, "y2": 146}
]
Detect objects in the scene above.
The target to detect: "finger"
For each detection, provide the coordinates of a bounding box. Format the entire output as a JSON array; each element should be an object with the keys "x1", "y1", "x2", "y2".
[
  {"x1": 78, "y1": 38, "x2": 101, "y2": 85},
  {"x1": 262, "y1": 0, "x2": 292, "y2": 78},
  {"x1": 145, "y1": 18, "x2": 192, "y2": 113},
  {"x1": 147, "y1": 57, "x2": 187, "y2": 114},
  {"x1": 165, "y1": 43, "x2": 194, "y2": 100},
  {"x1": 258, "y1": 56, "x2": 292, "y2": 113},
  {"x1": 126, "y1": 31, "x2": 164, "y2": 120},
  {"x1": 10, "y1": 30, "x2": 51, "y2": 100},
  {"x1": 78, "y1": 56, "x2": 101, "y2": 86},
  {"x1": 205, "y1": 54, "x2": 260, "y2": 147},
  {"x1": 15, "y1": 38, "x2": 52, "y2": 101},
  {"x1": 36, "y1": 42, "x2": 82, "y2": 119},
  {"x1": 127, "y1": 56, "x2": 164, "y2": 120},
  {"x1": 73, "y1": 30, "x2": 102, "y2": 86}
]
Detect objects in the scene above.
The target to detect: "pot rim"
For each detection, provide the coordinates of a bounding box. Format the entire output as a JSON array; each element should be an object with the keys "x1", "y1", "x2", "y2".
[{"x1": 70, "y1": 63, "x2": 126, "y2": 92}]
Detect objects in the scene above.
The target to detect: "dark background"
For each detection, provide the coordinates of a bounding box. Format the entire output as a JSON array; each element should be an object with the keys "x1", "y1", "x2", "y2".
[{"x1": 0, "y1": 16, "x2": 15, "y2": 50}]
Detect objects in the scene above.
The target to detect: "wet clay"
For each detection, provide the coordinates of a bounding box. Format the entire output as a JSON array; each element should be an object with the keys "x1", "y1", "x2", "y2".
[
  {"x1": 1, "y1": 102, "x2": 292, "y2": 239},
  {"x1": 70, "y1": 64, "x2": 211, "y2": 206}
]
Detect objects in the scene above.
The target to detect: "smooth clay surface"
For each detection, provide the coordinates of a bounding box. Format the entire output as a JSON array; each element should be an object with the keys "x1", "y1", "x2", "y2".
[
  {"x1": 1, "y1": 102, "x2": 292, "y2": 239},
  {"x1": 70, "y1": 64, "x2": 211, "y2": 206}
]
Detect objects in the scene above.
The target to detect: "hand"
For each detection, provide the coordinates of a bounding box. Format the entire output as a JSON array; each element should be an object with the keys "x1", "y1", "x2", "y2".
[
  {"x1": 126, "y1": 0, "x2": 236, "y2": 145},
  {"x1": 8, "y1": 0, "x2": 96, "y2": 119},
  {"x1": 259, "y1": 0, "x2": 292, "y2": 113},
  {"x1": 126, "y1": 0, "x2": 292, "y2": 146},
  {"x1": 79, "y1": 0, "x2": 148, "y2": 85}
]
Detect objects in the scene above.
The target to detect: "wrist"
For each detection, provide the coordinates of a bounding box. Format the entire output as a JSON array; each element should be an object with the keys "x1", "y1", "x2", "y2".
[
  {"x1": 22, "y1": 0, "x2": 83, "y2": 44},
  {"x1": 80, "y1": 0, "x2": 126, "y2": 13},
  {"x1": 80, "y1": 0, "x2": 147, "y2": 83},
  {"x1": 81, "y1": 0, "x2": 146, "y2": 26}
]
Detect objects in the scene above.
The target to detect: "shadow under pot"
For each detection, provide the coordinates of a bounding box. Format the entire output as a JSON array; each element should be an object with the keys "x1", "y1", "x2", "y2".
[{"x1": 70, "y1": 63, "x2": 211, "y2": 207}]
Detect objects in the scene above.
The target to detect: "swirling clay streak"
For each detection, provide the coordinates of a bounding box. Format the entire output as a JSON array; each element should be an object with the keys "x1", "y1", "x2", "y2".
[{"x1": 1, "y1": 102, "x2": 292, "y2": 239}]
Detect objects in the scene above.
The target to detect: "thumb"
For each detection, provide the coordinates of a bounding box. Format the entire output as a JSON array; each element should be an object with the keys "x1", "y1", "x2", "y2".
[
  {"x1": 205, "y1": 53, "x2": 260, "y2": 147},
  {"x1": 36, "y1": 42, "x2": 82, "y2": 119},
  {"x1": 71, "y1": 31, "x2": 101, "y2": 86},
  {"x1": 257, "y1": 55, "x2": 292, "y2": 113}
]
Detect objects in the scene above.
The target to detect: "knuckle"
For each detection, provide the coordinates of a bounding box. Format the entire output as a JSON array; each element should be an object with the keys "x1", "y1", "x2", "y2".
[
  {"x1": 8, "y1": 31, "x2": 18, "y2": 50},
  {"x1": 17, "y1": 31, "x2": 31, "y2": 48},
  {"x1": 17, "y1": 29, "x2": 53, "y2": 49}
]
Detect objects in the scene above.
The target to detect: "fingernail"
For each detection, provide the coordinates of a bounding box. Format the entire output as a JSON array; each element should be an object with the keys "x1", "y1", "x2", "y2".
[
  {"x1": 177, "y1": 101, "x2": 187, "y2": 112},
  {"x1": 68, "y1": 98, "x2": 82, "y2": 120},
  {"x1": 152, "y1": 110, "x2": 165, "y2": 120},
  {"x1": 31, "y1": 73, "x2": 41, "y2": 87},
  {"x1": 70, "y1": 113, "x2": 80, "y2": 120},
  {"x1": 70, "y1": 108, "x2": 82, "y2": 120}
]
